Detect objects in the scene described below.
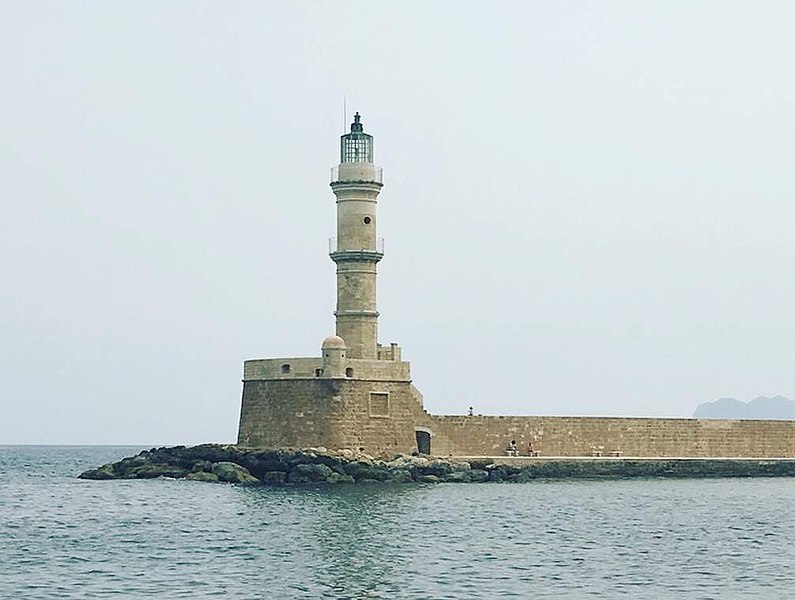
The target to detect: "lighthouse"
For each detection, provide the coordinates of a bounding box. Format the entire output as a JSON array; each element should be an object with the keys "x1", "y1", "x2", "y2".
[
  {"x1": 329, "y1": 112, "x2": 384, "y2": 359},
  {"x1": 238, "y1": 112, "x2": 418, "y2": 453}
]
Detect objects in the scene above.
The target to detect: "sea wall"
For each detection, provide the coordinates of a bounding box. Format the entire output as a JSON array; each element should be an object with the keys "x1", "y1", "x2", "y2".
[{"x1": 423, "y1": 415, "x2": 795, "y2": 458}]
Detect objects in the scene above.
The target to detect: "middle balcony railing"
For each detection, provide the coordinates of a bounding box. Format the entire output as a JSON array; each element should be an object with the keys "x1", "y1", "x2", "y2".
[
  {"x1": 329, "y1": 237, "x2": 384, "y2": 254},
  {"x1": 329, "y1": 237, "x2": 385, "y2": 263}
]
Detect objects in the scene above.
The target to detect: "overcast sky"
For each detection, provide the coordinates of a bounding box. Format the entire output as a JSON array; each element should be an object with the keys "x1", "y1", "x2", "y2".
[{"x1": 2, "y1": 2, "x2": 794, "y2": 444}]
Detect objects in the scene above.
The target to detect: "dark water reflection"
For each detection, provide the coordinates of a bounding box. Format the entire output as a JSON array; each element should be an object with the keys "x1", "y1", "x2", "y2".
[{"x1": 1, "y1": 447, "x2": 794, "y2": 598}]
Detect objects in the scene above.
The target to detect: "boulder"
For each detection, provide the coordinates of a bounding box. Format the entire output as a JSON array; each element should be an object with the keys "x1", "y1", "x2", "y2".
[
  {"x1": 78, "y1": 464, "x2": 117, "y2": 480},
  {"x1": 131, "y1": 464, "x2": 189, "y2": 479},
  {"x1": 242, "y1": 453, "x2": 290, "y2": 476},
  {"x1": 186, "y1": 471, "x2": 220, "y2": 483},
  {"x1": 343, "y1": 461, "x2": 391, "y2": 481},
  {"x1": 288, "y1": 463, "x2": 334, "y2": 483},
  {"x1": 486, "y1": 464, "x2": 520, "y2": 482},
  {"x1": 413, "y1": 458, "x2": 468, "y2": 479},
  {"x1": 387, "y1": 455, "x2": 427, "y2": 470},
  {"x1": 511, "y1": 469, "x2": 537, "y2": 483},
  {"x1": 190, "y1": 460, "x2": 214, "y2": 473},
  {"x1": 469, "y1": 469, "x2": 490, "y2": 483},
  {"x1": 211, "y1": 462, "x2": 259, "y2": 484},
  {"x1": 386, "y1": 469, "x2": 413, "y2": 483},
  {"x1": 469, "y1": 460, "x2": 494, "y2": 471},
  {"x1": 117, "y1": 455, "x2": 148, "y2": 475},
  {"x1": 417, "y1": 474, "x2": 441, "y2": 484},
  {"x1": 261, "y1": 471, "x2": 288, "y2": 484},
  {"x1": 295, "y1": 451, "x2": 346, "y2": 471},
  {"x1": 325, "y1": 472, "x2": 355, "y2": 484},
  {"x1": 442, "y1": 471, "x2": 472, "y2": 483}
]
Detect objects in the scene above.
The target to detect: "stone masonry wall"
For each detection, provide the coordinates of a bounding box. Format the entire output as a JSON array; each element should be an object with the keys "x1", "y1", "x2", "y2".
[
  {"x1": 238, "y1": 378, "x2": 429, "y2": 455},
  {"x1": 239, "y1": 378, "x2": 795, "y2": 458},
  {"x1": 319, "y1": 379, "x2": 428, "y2": 454},
  {"x1": 421, "y1": 415, "x2": 795, "y2": 458},
  {"x1": 238, "y1": 380, "x2": 337, "y2": 448}
]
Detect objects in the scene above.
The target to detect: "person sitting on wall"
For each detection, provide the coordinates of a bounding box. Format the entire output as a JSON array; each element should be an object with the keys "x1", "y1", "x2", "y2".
[
  {"x1": 507, "y1": 440, "x2": 518, "y2": 456},
  {"x1": 526, "y1": 441, "x2": 534, "y2": 456}
]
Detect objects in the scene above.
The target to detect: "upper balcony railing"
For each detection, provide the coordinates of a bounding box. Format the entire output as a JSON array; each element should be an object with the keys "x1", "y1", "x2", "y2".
[{"x1": 330, "y1": 166, "x2": 383, "y2": 184}]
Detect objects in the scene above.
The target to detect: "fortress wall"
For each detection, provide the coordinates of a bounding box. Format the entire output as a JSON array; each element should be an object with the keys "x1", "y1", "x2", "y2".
[
  {"x1": 238, "y1": 378, "x2": 424, "y2": 454},
  {"x1": 422, "y1": 415, "x2": 795, "y2": 458},
  {"x1": 320, "y1": 380, "x2": 426, "y2": 454},
  {"x1": 238, "y1": 379, "x2": 336, "y2": 448}
]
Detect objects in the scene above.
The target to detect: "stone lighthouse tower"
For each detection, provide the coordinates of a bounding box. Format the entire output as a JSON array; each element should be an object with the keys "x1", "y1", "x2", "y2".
[
  {"x1": 238, "y1": 112, "x2": 421, "y2": 454},
  {"x1": 329, "y1": 112, "x2": 384, "y2": 359}
]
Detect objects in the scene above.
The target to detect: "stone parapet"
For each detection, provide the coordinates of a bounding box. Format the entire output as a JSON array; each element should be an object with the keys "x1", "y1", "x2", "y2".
[
  {"x1": 243, "y1": 357, "x2": 411, "y2": 382},
  {"x1": 345, "y1": 358, "x2": 411, "y2": 381},
  {"x1": 244, "y1": 358, "x2": 323, "y2": 380}
]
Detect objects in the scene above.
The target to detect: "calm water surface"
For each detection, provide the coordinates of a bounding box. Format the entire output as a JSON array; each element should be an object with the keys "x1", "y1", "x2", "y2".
[{"x1": 1, "y1": 446, "x2": 793, "y2": 599}]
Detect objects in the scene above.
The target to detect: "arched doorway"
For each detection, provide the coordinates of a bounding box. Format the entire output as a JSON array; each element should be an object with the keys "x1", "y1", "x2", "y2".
[{"x1": 415, "y1": 429, "x2": 431, "y2": 455}]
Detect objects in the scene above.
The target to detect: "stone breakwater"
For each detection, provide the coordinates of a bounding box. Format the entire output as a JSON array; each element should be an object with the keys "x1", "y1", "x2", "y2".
[
  {"x1": 78, "y1": 445, "x2": 482, "y2": 484},
  {"x1": 77, "y1": 445, "x2": 795, "y2": 484}
]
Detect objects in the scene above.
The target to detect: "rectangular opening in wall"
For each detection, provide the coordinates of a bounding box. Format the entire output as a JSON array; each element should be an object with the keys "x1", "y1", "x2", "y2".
[{"x1": 369, "y1": 392, "x2": 390, "y2": 418}]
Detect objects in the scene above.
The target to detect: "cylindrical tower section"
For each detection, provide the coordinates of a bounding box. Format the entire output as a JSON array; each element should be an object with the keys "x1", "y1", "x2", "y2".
[
  {"x1": 329, "y1": 113, "x2": 384, "y2": 360},
  {"x1": 321, "y1": 335, "x2": 347, "y2": 378}
]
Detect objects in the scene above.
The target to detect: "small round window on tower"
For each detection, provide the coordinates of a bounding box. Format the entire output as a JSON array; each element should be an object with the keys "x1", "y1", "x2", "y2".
[{"x1": 363, "y1": 216, "x2": 372, "y2": 225}]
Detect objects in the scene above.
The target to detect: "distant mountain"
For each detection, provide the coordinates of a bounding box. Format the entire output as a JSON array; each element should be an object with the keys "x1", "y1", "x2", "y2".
[{"x1": 693, "y1": 396, "x2": 795, "y2": 420}]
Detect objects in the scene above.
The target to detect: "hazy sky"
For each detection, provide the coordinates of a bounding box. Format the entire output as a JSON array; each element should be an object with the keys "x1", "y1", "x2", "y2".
[{"x1": 2, "y1": 2, "x2": 794, "y2": 444}]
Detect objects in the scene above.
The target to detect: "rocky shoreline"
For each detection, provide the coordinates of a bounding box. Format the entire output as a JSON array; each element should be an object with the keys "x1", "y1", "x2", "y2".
[
  {"x1": 78, "y1": 445, "x2": 486, "y2": 484},
  {"x1": 78, "y1": 444, "x2": 795, "y2": 485}
]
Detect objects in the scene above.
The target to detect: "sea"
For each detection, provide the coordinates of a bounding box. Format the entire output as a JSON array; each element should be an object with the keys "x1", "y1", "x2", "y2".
[{"x1": 1, "y1": 446, "x2": 793, "y2": 599}]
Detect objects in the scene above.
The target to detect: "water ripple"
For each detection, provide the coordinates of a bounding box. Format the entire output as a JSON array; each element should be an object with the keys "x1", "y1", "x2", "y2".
[{"x1": 1, "y1": 447, "x2": 795, "y2": 598}]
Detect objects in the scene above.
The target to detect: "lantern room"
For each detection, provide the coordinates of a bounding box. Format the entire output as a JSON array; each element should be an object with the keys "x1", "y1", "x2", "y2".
[{"x1": 340, "y1": 112, "x2": 373, "y2": 163}]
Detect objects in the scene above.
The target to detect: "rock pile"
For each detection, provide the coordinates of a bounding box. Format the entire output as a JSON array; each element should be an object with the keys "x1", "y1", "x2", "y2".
[
  {"x1": 78, "y1": 445, "x2": 484, "y2": 485},
  {"x1": 78, "y1": 445, "x2": 795, "y2": 484}
]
